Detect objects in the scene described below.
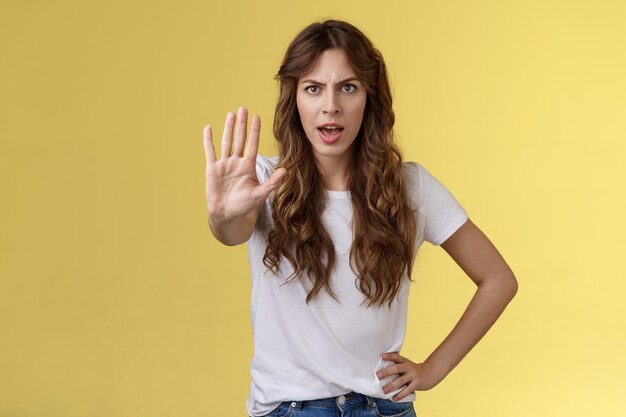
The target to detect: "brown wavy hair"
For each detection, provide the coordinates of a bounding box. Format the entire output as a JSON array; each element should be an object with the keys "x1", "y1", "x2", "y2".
[{"x1": 263, "y1": 19, "x2": 419, "y2": 309}]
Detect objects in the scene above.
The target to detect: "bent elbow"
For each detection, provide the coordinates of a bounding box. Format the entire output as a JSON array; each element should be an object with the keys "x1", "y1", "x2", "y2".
[{"x1": 506, "y1": 273, "x2": 519, "y2": 299}]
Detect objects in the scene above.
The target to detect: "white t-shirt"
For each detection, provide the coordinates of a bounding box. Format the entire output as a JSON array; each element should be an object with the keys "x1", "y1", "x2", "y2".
[{"x1": 246, "y1": 154, "x2": 469, "y2": 417}]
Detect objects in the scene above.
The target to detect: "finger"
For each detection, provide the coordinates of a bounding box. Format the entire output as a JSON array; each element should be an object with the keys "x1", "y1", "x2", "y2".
[
  {"x1": 232, "y1": 106, "x2": 248, "y2": 157},
  {"x1": 221, "y1": 111, "x2": 236, "y2": 159},
  {"x1": 266, "y1": 167, "x2": 287, "y2": 188},
  {"x1": 253, "y1": 167, "x2": 287, "y2": 201},
  {"x1": 244, "y1": 115, "x2": 261, "y2": 161},
  {"x1": 377, "y1": 363, "x2": 401, "y2": 379},
  {"x1": 382, "y1": 352, "x2": 402, "y2": 362},
  {"x1": 383, "y1": 374, "x2": 410, "y2": 394},
  {"x1": 203, "y1": 124, "x2": 216, "y2": 164},
  {"x1": 391, "y1": 380, "x2": 414, "y2": 401}
]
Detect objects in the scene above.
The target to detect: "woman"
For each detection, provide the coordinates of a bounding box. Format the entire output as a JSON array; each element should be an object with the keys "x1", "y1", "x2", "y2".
[{"x1": 204, "y1": 19, "x2": 518, "y2": 417}]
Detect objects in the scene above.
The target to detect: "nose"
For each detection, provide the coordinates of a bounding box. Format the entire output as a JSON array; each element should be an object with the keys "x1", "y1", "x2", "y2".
[{"x1": 323, "y1": 91, "x2": 340, "y2": 114}]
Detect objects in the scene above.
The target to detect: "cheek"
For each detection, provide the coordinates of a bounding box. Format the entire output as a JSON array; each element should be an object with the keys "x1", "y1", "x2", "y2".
[
  {"x1": 350, "y1": 99, "x2": 367, "y2": 127},
  {"x1": 296, "y1": 98, "x2": 312, "y2": 126}
]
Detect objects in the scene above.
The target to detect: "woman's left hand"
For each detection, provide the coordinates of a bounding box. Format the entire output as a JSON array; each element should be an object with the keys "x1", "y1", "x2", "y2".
[{"x1": 377, "y1": 352, "x2": 446, "y2": 401}]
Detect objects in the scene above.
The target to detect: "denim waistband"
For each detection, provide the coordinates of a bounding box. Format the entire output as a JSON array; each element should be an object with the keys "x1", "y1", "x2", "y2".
[{"x1": 289, "y1": 391, "x2": 377, "y2": 411}]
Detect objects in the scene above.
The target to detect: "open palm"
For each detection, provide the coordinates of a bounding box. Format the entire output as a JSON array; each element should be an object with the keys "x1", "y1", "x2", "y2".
[{"x1": 204, "y1": 107, "x2": 286, "y2": 222}]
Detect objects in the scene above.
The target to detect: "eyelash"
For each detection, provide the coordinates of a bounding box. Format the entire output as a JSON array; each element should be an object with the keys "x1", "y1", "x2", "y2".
[{"x1": 304, "y1": 84, "x2": 358, "y2": 94}]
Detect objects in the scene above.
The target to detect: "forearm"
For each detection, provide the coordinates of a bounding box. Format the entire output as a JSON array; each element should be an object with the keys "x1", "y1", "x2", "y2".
[{"x1": 424, "y1": 274, "x2": 518, "y2": 378}]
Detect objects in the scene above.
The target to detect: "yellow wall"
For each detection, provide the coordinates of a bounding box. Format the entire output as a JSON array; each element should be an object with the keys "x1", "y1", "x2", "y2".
[{"x1": 1, "y1": 1, "x2": 624, "y2": 416}]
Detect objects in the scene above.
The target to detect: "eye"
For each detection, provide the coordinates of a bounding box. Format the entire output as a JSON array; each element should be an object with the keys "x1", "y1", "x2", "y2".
[
  {"x1": 304, "y1": 85, "x2": 320, "y2": 94},
  {"x1": 341, "y1": 83, "x2": 357, "y2": 93}
]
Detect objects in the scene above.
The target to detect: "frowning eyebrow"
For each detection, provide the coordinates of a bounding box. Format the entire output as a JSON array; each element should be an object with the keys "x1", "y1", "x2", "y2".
[{"x1": 299, "y1": 77, "x2": 361, "y2": 85}]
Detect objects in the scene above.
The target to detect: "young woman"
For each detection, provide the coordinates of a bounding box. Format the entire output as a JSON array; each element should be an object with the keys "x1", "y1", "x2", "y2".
[{"x1": 204, "y1": 19, "x2": 518, "y2": 417}]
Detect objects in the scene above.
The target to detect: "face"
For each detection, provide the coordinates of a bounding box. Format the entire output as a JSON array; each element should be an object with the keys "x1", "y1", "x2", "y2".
[{"x1": 296, "y1": 48, "x2": 367, "y2": 169}]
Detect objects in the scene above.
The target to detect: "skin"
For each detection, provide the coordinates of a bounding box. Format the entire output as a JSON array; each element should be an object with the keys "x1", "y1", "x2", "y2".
[
  {"x1": 296, "y1": 48, "x2": 367, "y2": 191},
  {"x1": 204, "y1": 107, "x2": 286, "y2": 246},
  {"x1": 205, "y1": 53, "x2": 518, "y2": 402},
  {"x1": 377, "y1": 219, "x2": 518, "y2": 400}
]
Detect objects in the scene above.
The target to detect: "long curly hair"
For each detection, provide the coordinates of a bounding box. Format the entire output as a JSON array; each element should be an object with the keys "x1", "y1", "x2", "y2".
[{"x1": 263, "y1": 19, "x2": 419, "y2": 309}]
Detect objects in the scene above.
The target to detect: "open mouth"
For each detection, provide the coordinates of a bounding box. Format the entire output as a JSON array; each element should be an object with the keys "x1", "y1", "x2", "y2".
[
  {"x1": 317, "y1": 125, "x2": 344, "y2": 144},
  {"x1": 318, "y1": 126, "x2": 344, "y2": 136},
  {"x1": 317, "y1": 123, "x2": 345, "y2": 140}
]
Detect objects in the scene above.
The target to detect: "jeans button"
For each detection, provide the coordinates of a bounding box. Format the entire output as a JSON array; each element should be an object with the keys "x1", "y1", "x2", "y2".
[
  {"x1": 291, "y1": 402, "x2": 296, "y2": 407},
  {"x1": 338, "y1": 395, "x2": 346, "y2": 405}
]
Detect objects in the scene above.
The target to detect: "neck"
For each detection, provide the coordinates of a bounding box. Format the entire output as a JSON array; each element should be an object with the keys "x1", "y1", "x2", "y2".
[{"x1": 314, "y1": 153, "x2": 352, "y2": 191}]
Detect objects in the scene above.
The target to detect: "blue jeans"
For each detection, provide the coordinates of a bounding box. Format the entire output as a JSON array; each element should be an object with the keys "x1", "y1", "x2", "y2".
[{"x1": 253, "y1": 391, "x2": 417, "y2": 417}]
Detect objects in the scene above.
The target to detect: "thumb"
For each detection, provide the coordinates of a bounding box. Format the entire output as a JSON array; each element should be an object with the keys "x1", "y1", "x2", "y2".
[{"x1": 255, "y1": 167, "x2": 287, "y2": 200}]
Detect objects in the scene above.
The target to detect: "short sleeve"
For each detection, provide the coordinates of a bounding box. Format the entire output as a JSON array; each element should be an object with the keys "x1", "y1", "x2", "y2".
[
  {"x1": 253, "y1": 154, "x2": 280, "y2": 231},
  {"x1": 408, "y1": 162, "x2": 469, "y2": 246},
  {"x1": 255, "y1": 154, "x2": 279, "y2": 184}
]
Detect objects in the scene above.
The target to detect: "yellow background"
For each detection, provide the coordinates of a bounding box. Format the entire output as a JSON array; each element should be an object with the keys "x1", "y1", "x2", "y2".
[{"x1": 1, "y1": 1, "x2": 625, "y2": 416}]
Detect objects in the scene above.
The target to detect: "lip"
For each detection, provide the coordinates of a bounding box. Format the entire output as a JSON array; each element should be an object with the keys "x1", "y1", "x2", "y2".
[
  {"x1": 318, "y1": 123, "x2": 344, "y2": 129},
  {"x1": 317, "y1": 126, "x2": 343, "y2": 144}
]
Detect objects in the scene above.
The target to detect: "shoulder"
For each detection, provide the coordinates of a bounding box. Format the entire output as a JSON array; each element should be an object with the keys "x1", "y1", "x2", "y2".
[
  {"x1": 403, "y1": 160, "x2": 469, "y2": 245},
  {"x1": 401, "y1": 161, "x2": 427, "y2": 205},
  {"x1": 402, "y1": 161, "x2": 423, "y2": 185},
  {"x1": 402, "y1": 160, "x2": 453, "y2": 198}
]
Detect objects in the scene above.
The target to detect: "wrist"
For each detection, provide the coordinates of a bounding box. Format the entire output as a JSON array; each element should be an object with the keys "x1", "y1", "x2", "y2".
[{"x1": 423, "y1": 357, "x2": 452, "y2": 381}]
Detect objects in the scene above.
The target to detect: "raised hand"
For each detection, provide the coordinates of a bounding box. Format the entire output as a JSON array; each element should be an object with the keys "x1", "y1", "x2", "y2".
[{"x1": 204, "y1": 107, "x2": 286, "y2": 224}]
